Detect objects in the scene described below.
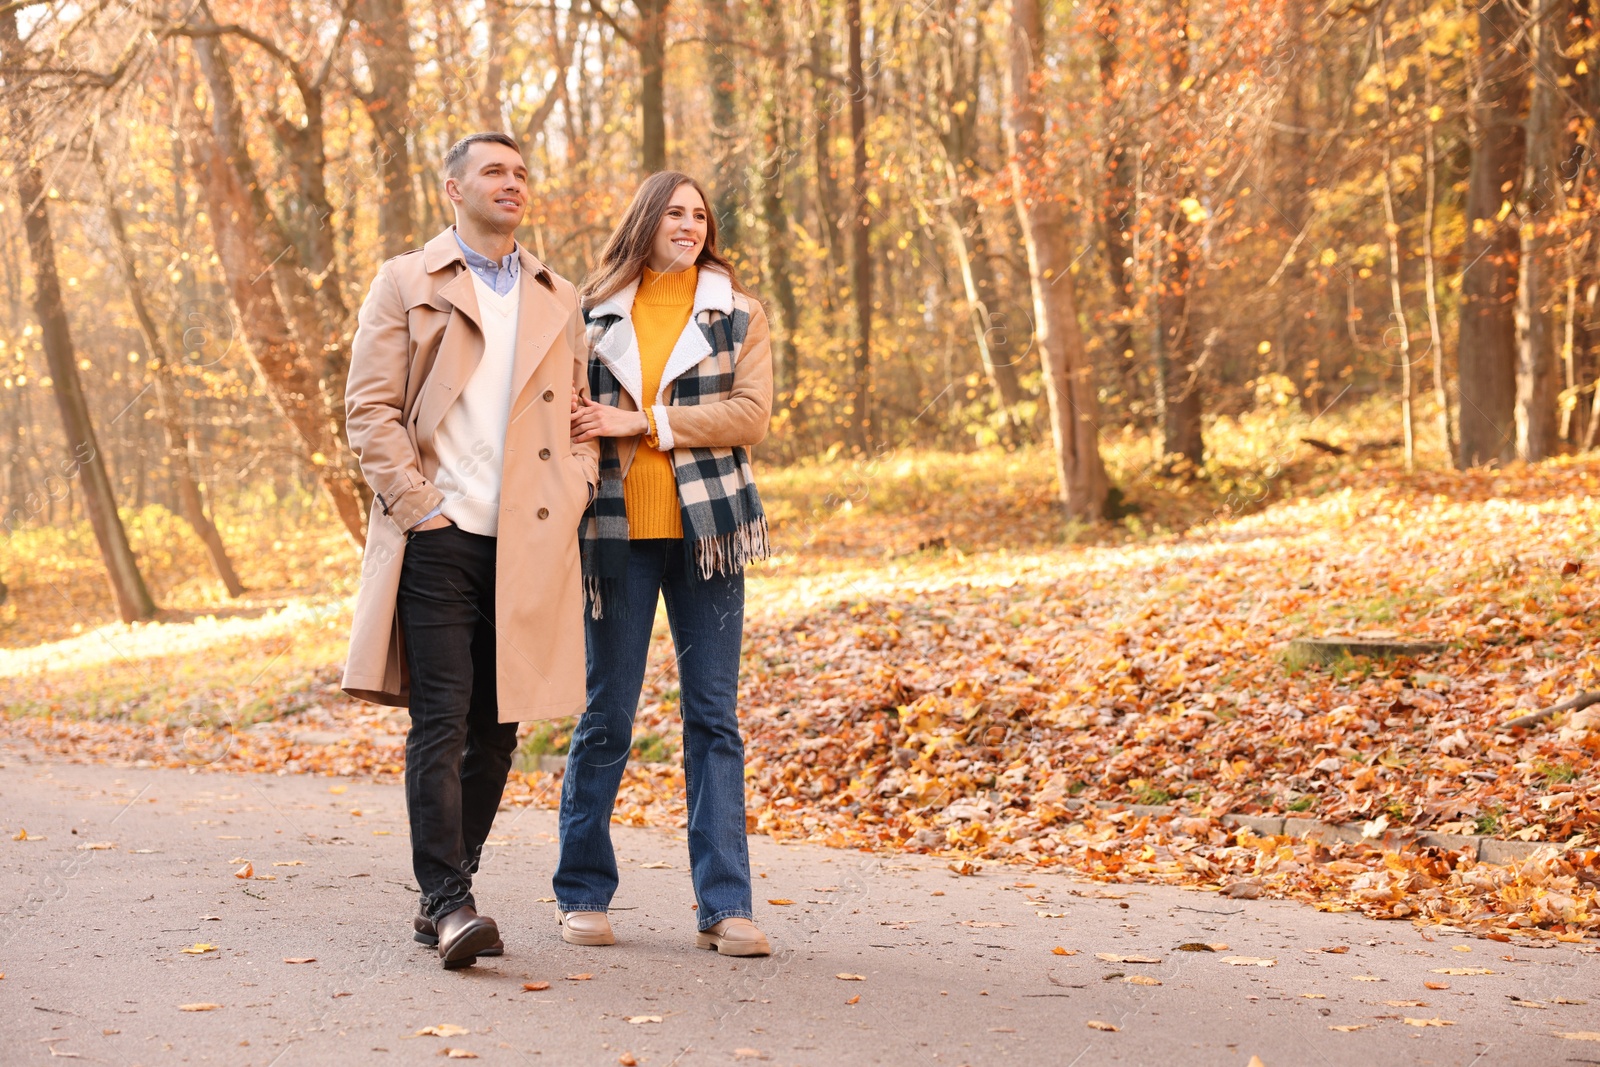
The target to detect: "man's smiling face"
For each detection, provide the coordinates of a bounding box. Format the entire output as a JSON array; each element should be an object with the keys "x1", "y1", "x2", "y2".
[{"x1": 447, "y1": 141, "x2": 529, "y2": 236}]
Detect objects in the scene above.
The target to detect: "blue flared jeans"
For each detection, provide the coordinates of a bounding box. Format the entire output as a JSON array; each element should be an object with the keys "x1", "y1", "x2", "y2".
[{"x1": 553, "y1": 538, "x2": 753, "y2": 930}]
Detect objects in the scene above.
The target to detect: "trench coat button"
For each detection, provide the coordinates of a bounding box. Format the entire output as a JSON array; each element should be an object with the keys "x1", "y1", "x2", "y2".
[
  {"x1": 542, "y1": 388, "x2": 555, "y2": 402},
  {"x1": 537, "y1": 507, "x2": 550, "y2": 519},
  {"x1": 539, "y1": 447, "x2": 552, "y2": 460}
]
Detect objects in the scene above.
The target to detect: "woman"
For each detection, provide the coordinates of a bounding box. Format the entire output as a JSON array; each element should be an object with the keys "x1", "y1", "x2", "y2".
[{"x1": 554, "y1": 171, "x2": 774, "y2": 957}]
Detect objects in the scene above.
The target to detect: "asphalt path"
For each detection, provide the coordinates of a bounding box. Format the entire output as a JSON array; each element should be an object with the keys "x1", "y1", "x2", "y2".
[{"x1": 1, "y1": 748, "x2": 1595, "y2": 1066}]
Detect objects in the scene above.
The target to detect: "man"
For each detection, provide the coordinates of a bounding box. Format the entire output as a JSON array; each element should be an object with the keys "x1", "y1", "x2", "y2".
[{"x1": 342, "y1": 132, "x2": 597, "y2": 969}]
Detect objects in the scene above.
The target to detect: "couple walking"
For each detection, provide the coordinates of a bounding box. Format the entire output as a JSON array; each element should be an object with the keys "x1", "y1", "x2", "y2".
[{"x1": 340, "y1": 132, "x2": 773, "y2": 968}]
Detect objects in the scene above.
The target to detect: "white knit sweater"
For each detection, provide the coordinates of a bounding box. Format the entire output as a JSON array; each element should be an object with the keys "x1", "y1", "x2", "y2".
[{"x1": 432, "y1": 273, "x2": 519, "y2": 535}]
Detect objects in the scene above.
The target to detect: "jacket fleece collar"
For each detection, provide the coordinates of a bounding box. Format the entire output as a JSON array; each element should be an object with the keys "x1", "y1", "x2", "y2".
[{"x1": 589, "y1": 267, "x2": 734, "y2": 410}]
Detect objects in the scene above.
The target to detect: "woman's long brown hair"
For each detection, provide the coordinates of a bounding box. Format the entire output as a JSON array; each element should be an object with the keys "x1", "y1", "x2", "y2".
[{"x1": 580, "y1": 171, "x2": 745, "y2": 310}]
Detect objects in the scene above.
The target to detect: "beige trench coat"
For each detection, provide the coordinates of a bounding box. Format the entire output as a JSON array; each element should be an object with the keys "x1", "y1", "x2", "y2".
[{"x1": 340, "y1": 228, "x2": 599, "y2": 721}]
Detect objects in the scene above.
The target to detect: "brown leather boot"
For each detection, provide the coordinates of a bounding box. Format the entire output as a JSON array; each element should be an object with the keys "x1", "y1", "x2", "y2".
[
  {"x1": 415, "y1": 911, "x2": 502, "y2": 955},
  {"x1": 435, "y1": 905, "x2": 501, "y2": 969}
]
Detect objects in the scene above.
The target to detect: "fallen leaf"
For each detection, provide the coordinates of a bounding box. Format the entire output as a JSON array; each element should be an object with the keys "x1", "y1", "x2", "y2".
[
  {"x1": 13, "y1": 828, "x2": 27, "y2": 840},
  {"x1": 329, "y1": 785, "x2": 347, "y2": 794},
  {"x1": 177, "y1": 1003, "x2": 221, "y2": 1012},
  {"x1": 1052, "y1": 946, "x2": 1077, "y2": 956},
  {"x1": 521, "y1": 982, "x2": 550, "y2": 992},
  {"x1": 253, "y1": 874, "x2": 276, "y2": 881},
  {"x1": 1430, "y1": 968, "x2": 1494, "y2": 976},
  {"x1": 1300, "y1": 993, "x2": 1327, "y2": 999},
  {"x1": 565, "y1": 974, "x2": 594, "y2": 982},
  {"x1": 1562, "y1": 560, "x2": 1582, "y2": 576},
  {"x1": 77, "y1": 841, "x2": 115, "y2": 851},
  {"x1": 1450, "y1": 944, "x2": 1471, "y2": 953},
  {"x1": 1222, "y1": 881, "x2": 1262, "y2": 899},
  {"x1": 618, "y1": 1056, "x2": 638, "y2": 1067},
  {"x1": 1176, "y1": 942, "x2": 1217, "y2": 952},
  {"x1": 1317, "y1": 945, "x2": 1349, "y2": 954},
  {"x1": 732, "y1": 1050, "x2": 766, "y2": 1060},
  {"x1": 836, "y1": 973, "x2": 866, "y2": 981},
  {"x1": 1385, "y1": 1000, "x2": 1428, "y2": 1007},
  {"x1": 960, "y1": 921, "x2": 1012, "y2": 928},
  {"x1": 625, "y1": 1015, "x2": 662, "y2": 1025},
  {"x1": 1553, "y1": 998, "x2": 1589, "y2": 1005},
  {"x1": 234, "y1": 862, "x2": 252, "y2": 879},
  {"x1": 1424, "y1": 981, "x2": 1449, "y2": 990},
  {"x1": 1403, "y1": 1017, "x2": 1455, "y2": 1027},
  {"x1": 441, "y1": 1050, "x2": 478, "y2": 1059},
  {"x1": 1329, "y1": 1025, "x2": 1367, "y2": 1032},
  {"x1": 639, "y1": 862, "x2": 673, "y2": 869},
  {"x1": 1246, "y1": 1059, "x2": 1266, "y2": 1067},
  {"x1": 1556, "y1": 1033, "x2": 1600, "y2": 1041},
  {"x1": 283, "y1": 957, "x2": 316, "y2": 965},
  {"x1": 272, "y1": 861, "x2": 304, "y2": 867},
  {"x1": 1351, "y1": 975, "x2": 1384, "y2": 982},
  {"x1": 415, "y1": 1025, "x2": 470, "y2": 1037},
  {"x1": 1222, "y1": 956, "x2": 1277, "y2": 967},
  {"x1": 1036, "y1": 911, "x2": 1068, "y2": 918},
  {"x1": 767, "y1": 898, "x2": 795, "y2": 905},
  {"x1": 1124, "y1": 975, "x2": 1161, "y2": 986},
  {"x1": 946, "y1": 860, "x2": 981, "y2": 876},
  {"x1": 1507, "y1": 997, "x2": 1545, "y2": 1009},
  {"x1": 846, "y1": 994, "x2": 860, "y2": 1004},
  {"x1": 182, "y1": 943, "x2": 217, "y2": 954},
  {"x1": 1086, "y1": 1020, "x2": 1119, "y2": 1032},
  {"x1": 1096, "y1": 953, "x2": 1161, "y2": 964}
]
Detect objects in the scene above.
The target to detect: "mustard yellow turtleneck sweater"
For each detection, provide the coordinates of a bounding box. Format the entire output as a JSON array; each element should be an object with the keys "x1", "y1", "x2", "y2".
[{"x1": 625, "y1": 266, "x2": 696, "y2": 539}]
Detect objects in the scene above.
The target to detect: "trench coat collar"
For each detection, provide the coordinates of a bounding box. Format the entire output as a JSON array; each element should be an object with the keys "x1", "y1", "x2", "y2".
[{"x1": 413, "y1": 228, "x2": 565, "y2": 444}]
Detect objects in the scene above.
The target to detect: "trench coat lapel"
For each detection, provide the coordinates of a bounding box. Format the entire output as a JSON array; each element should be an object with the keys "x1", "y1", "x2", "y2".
[
  {"x1": 411, "y1": 234, "x2": 484, "y2": 447},
  {"x1": 508, "y1": 249, "x2": 565, "y2": 416}
]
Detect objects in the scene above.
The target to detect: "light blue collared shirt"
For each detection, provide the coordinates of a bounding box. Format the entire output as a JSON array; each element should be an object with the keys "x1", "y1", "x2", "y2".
[{"x1": 454, "y1": 229, "x2": 520, "y2": 296}]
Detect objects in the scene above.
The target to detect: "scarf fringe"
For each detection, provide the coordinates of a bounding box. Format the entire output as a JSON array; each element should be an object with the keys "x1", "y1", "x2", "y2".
[{"x1": 692, "y1": 515, "x2": 771, "y2": 580}]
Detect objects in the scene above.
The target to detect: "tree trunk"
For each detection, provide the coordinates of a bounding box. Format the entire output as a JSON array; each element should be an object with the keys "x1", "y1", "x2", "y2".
[
  {"x1": 934, "y1": 0, "x2": 1023, "y2": 429},
  {"x1": 639, "y1": 0, "x2": 669, "y2": 171},
  {"x1": 96, "y1": 148, "x2": 245, "y2": 598},
  {"x1": 1421, "y1": 53, "x2": 1455, "y2": 458},
  {"x1": 1458, "y1": 0, "x2": 1527, "y2": 468},
  {"x1": 1096, "y1": 0, "x2": 1137, "y2": 371},
  {"x1": 355, "y1": 0, "x2": 417, "y2": 259},
  {"x1": 1155, "y1": 0, "x2": 1203, "y2": 467},
  {"x1": 810, "y1": 11, "x2": 841, "y2": 290},
  {"x1": 480, "y1": 0, "x2": 509, "y2": 129},
  {"x1": 1006, "y1": 0, "x2": 1109, "y2": 520},
  {"x1": 757, "y1": 0, "x2": 800, "y2": 424},
  {"x1": 708, "y1": 0, "x2": 741, "y2": 250},
  {"x1": 185, "y1": 82, "x2": 367, "y2": 543},
  {"x1": 1375, "y1": 26, "x2": 1414, "y2": 471},
  {"x1": 3, "y1": 10, "x2": 156, "y2": 622},
  {"x1": 189, "y1": 18, "x2": 368, "y2": 541},
  {"x1": 846, "y1": 0, "x2": 872, "y2": 450},
  {"x1": 1515, "y1": 0, "x2": 1562, "y2": 462}
]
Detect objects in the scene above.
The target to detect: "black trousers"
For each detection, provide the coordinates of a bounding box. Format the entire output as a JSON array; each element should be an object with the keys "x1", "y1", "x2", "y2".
[{"x1": 395, "y1": 525, "x2": 518, "y2": 920}]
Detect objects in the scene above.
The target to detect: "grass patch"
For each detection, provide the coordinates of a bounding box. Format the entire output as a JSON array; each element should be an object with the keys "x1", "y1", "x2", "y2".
[
  {"x1": 631, "y1": 731, "x2": 675, "y2": 764},
  {"x1": 1538, "y1": 761, "x2": 1578, "y2": 785}
]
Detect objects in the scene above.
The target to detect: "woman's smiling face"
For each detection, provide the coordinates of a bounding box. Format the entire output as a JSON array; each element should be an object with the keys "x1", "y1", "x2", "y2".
[{"x1": 648, "y1": 182, "x2": 708, "y2": 273}]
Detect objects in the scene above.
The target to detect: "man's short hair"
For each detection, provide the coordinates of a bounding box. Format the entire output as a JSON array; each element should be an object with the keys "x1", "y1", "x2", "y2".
[{"x1": 443, "y1": 132, "x2": 523, "y2": 179}]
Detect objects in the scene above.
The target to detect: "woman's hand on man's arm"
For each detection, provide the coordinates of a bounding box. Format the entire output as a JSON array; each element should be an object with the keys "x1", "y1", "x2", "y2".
[{"x1": 570, "y1": 394, "x2": 649, "y2": 443}]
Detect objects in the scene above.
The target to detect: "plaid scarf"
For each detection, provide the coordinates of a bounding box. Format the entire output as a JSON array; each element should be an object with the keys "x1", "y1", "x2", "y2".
[{"x1": 579, "y1": 281, "x2": 770, "y2": 617}]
